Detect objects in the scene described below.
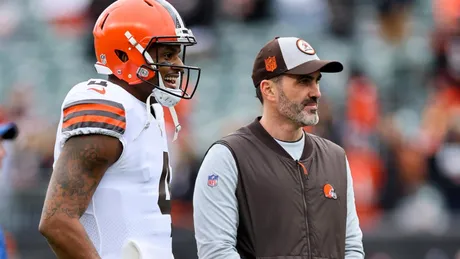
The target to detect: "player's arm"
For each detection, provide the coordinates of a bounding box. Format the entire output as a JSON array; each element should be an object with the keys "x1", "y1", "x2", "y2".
[
  {"x1": 193, "y1": 144, "x2": 241, "y2": 259},
  {"x1": 38, "y1": 134, "x2": 122, "y2": 258},
  {"x1": 39, "y1": 95, "x2": 126, "y2": 259},
  {"x1": 344, "y1": 156, "x2": 365, "y2": 259},
  {"x1": 39, "y1": 135, "x2": 122, "y2": 259}
]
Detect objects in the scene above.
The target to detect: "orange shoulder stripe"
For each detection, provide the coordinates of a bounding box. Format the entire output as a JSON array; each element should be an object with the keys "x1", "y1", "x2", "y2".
[
  {"x1": 64, "y1": 103, "x2": 125, "y2": 118},
  {"x1": 62, "y1": 99, "x2": 126, "y2": 134},
  {"x1": 62, "y1": 115, "x2": 126, "y2": 130}
]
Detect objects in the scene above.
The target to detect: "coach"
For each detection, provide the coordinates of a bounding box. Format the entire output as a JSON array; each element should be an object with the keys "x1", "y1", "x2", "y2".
[{"x1": 193, "y1": 37, "x2": 365, "y2": 259}]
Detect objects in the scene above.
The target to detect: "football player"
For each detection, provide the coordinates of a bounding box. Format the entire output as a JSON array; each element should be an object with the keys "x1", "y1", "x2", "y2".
[{"x1": 38, "y1": 0, "x2": 201, "y2": 258}]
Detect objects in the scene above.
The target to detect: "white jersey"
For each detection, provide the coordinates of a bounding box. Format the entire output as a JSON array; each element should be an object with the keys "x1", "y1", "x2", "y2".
[{"x1": 53, "y1": 79, "x2": 173, "y2": 259}]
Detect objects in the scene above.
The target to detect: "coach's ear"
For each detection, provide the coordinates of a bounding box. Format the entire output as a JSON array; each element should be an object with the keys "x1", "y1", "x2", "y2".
[{"x1": 260, "y1": 79, "x2": 277, "y2": 103}]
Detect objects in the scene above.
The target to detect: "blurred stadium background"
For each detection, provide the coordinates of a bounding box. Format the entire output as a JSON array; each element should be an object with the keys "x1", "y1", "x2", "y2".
[{"x1": 1, "y1": 0, "x2": 460, "y2": 258}]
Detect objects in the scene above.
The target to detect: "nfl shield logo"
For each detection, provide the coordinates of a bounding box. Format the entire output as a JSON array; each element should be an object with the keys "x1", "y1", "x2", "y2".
[{"x1": 207, "y1": 174, "x2": 219, "y2": 187}]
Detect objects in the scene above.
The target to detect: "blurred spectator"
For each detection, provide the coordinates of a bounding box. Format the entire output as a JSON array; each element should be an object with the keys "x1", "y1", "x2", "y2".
[
  {"x1": 433, "y1": 0, "x2": 460, "y2": 31},
  {"x1": 169, "y1": 0, "x2": 215, "y2": 28},
  {"x1": 0, "y1": 86, "x2": 55, "y2": 259},
  {"x1": 0, "y1": 1, "x2": 21, "y2": 40},
  {"x1": 344, "y1": 69, "x2": 380, "y2": 136},
  {"x1": 378, "y1": 109, "x2": 450, "y2": 235},
  {"x1": 429, "y1": 117, "x2": 460, "y2": 211},
  {"x1": 327, "y1": 0, "x2": 356, "y2": 39},
  {"x1": 419, "y1": 19, "x2": 460, "y2": 211},
  {"x1": 221, "y1": 0, "x2": 272, "y2": 22},
  {"x1": 32, "y1": 0, "x2": 91, "y2": 36},
  {"x1": 273, "y1": 0, "x2": 328, "y2": 31},
  {"x1": 376, "y1": 0, "x2": 415, "y2": 45},
  {"x1": 0, "y1": 122, "x2": 18, "y2": 168},
  {"x1": 432, "y1": 17, "x2": 460, "y2": 86},
  {"x1": 1, "y1": 86, "x2": 55, "y2": 190},
  {"x1": 346, "y1": 147, "x2": 385, "y2": 230},
  {"x1": 341, "y1": 70, "x2": 385, "y2": 230},
  {"x1": 0, "y1": 120, "x2": 19, "y2": 259}
]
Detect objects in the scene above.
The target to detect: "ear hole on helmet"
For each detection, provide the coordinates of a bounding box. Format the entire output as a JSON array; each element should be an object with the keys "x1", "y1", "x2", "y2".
[
  {"x1": 115, "y1": 50, "x2": 129, "y2": 63},
  {"x1": 144, "y1": 0, "x2": 153, "y2": 7},
  {"x1": 100, "y1": 13, "x2": 110, "y2": 30}
]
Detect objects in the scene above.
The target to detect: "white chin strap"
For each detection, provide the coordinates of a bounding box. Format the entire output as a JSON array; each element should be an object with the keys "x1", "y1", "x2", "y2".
[
  {"x1": 169, "y1": 106, "x2": 181, "y2": 142},
  {"x1": 125, "y1": 31, "x2": 183, "y2": 141},
  {"x1": 151, "y1": 68, "x2": 182, "y2": 142},
  {"x1": 145, "y1": 93, "x2": 181, "y2": 142}
]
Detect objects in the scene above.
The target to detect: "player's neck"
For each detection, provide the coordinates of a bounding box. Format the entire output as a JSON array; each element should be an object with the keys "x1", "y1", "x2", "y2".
[
  {"x1": 259, "y1": 110, "x2": 303, "y2": 142},
  {"x1": 108, "y1": 76, "x2": 151, "y2": 103}
]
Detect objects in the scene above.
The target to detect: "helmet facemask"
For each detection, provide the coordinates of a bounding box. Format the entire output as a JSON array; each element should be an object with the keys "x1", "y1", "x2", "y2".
[{"x1": 136, "y1": 34, "x2": 201, "y2": 107}]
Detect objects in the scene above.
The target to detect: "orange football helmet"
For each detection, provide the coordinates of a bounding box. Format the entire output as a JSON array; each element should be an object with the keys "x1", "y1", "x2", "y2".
[{"x1": 92, "y1": 0, "x2": 201, "y2": 102}]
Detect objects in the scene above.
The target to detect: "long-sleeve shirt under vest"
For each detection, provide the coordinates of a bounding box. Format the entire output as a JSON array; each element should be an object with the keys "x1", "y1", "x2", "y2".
[{"x1": 193, "y1": 118, "x2": 364, "y2": 259}]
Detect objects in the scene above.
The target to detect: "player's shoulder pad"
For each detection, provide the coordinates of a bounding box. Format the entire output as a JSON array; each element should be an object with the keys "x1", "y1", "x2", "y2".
[
  {"x1": 64, "y1": 79, "x2": 129, "y2": 105},
  {"x1": 61, "y1": 79, "x2": 133, "y2": 137}
]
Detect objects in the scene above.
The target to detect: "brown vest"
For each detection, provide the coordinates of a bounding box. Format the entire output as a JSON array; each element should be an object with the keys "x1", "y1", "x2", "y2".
[{"x1": 214, "y1": 118, "x2": 347, "y2": 259}]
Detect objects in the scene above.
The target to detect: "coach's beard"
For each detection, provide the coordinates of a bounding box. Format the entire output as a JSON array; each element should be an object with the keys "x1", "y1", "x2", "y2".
[
  {"x1": 300, "y1": 111, "x2": 319, "y2": 126},
  {"x1": 278, "y1": 94, "x2": 319, "y2": 127}
]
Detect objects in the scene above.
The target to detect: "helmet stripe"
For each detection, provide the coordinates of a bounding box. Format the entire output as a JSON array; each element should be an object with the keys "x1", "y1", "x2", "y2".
[{"x1": 155, "y1": 0, "x2": 185, "y2": 29}]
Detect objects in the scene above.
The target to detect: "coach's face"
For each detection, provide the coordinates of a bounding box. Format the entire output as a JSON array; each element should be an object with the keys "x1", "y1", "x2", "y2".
[
  {"x1": 275, "y1": 71, "x2": 322, "y2": 127},
  {"x1": 277, "y1": 71, "x2": 321, "y2": 126}
]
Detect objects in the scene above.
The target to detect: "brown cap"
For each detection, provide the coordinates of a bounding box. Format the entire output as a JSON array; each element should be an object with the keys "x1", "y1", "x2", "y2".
[{"x1": 251, "y1": 37, "x2": 343, "y2": 87}]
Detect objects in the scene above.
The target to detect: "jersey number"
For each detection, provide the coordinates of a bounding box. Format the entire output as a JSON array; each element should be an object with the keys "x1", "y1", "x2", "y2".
[
  {"x1": 87, "y1": 80, "x2": 108, "y2": 87},
  {"x1": 158, "y1": 152, "x2": 171, "y2": 215}
]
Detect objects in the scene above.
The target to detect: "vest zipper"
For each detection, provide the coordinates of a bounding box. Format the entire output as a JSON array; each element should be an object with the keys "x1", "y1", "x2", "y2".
[{"x1": 297, "y1": 161, "x2": 311, "y2": 259}]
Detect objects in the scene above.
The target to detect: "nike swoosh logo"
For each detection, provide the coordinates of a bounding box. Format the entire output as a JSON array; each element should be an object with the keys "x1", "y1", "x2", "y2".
[{"x1": 88, "y1": 87, "x2": 106, "y2": 94}]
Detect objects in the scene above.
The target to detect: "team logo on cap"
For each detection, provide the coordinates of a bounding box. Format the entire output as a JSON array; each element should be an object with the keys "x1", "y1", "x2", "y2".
[
  {"x1": 264, "y1": 56, "x2": 277, "y2": 72},
  {"x1": 296, "y1": 39, "x2": 316, "y2": 55}
]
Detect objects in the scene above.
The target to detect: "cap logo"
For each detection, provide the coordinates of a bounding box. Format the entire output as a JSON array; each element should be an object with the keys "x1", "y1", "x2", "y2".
[
  {"x1": 296, "y1": 39, "x2": 316, "y2": 55},
  {"x1": 264, "y1": 56, "x2": 277, "y2": 72}
]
